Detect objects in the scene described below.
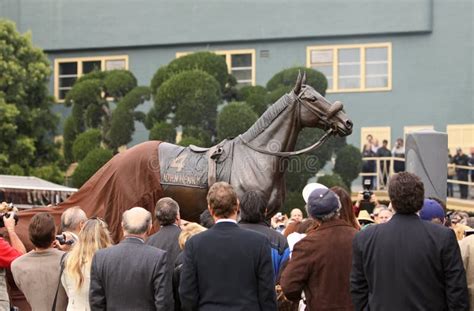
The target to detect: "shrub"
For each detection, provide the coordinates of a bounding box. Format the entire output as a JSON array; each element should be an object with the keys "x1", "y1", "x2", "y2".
[
  {"x1": 72, "y1": 129, "x2": 102, "y2": 162},
  {"x1": 178, "y1": 136, "x2": 204, "y2": 147},
  {"x1": 237, "y1": 86, "x2": 269, "y2": 116},
  {"x1": 104, "y1": 70, "x2": 137, "y2": 98},
  {"x1": 217, "y1": 102, "x2": 258, "y2": 141},
  {"x1": 317, "y1": 173, "x2": 348, "y2": 191},
  {"x1": 149, "y1": 122, "x2": 176, "y2": 143},
  {"x1": 266, "y1": 67, "x2": 328, "y2": 96},
  {"x1": 72, "y1": 148, "x2": 113, "y2": 188},
  {"x1": 334, "y1": 144, "x2": 363, "y2": 190}
]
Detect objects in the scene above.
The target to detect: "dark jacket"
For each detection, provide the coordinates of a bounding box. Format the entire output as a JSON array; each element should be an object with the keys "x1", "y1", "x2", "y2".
[
  {"x1": 239, "y1": 221, "x2": 290, "y2": 279},
  {"x1": 146, "y1": 224, "x2": 182, "y2": 272},
  {"x1": 280, "y1": 219, "x2": 357, "y2": 311},
  {"x1": 351, "y1": 213, "x2": 469, "y2": 311},
  {"x1": 90, "y1": 237, "x2": 173, "y2": 310},
  {"x1": 179, "y1": 221, "x2": 277, "y2": 311}
]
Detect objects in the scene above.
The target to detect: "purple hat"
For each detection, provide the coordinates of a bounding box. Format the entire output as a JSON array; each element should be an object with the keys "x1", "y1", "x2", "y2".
[
  {"x1": 419, "y1": 199, "x2": 445, "y2": 221},
  {"x1": 307, "y1": 188, "x2": 340, "y2": 218}
]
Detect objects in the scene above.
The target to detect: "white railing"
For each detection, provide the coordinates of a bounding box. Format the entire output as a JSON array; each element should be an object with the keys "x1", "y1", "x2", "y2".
[{"x1": 360, "y1": 157, "x2": 474, "y2": 193}]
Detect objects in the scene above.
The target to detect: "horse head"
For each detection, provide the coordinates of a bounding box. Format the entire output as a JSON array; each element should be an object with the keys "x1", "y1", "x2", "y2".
[{"x1": 293, "y1": 71, "x2": 353, "y2": 137}]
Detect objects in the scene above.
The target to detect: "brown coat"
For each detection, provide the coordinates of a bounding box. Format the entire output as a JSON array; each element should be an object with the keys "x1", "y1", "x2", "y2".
[{"x1": 280, "y1": 219, "x2": 357, "y2": 311}]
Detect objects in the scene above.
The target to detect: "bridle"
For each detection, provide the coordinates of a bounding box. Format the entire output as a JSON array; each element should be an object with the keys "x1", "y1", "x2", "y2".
[{"x1": 239, "y1": 89, "x2": 343, "y2": 157}]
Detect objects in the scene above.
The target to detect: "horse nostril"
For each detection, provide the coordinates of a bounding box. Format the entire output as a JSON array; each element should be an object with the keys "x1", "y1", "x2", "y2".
[{"x1": 345, "y1": 120, "x2": 353, "y2": 129}]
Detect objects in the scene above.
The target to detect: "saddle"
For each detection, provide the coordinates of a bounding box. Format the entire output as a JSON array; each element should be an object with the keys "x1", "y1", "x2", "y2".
[{"x1": 158, "y1": 140, "x2": 234, "y2": 188}]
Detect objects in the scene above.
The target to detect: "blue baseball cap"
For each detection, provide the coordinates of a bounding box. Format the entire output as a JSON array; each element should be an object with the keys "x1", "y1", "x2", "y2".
[
  {"x1": 307, "y1": 188, "x2": 340, "y2": 218},
  {"x1": 419, "y1": 199, "x2": 445, "y2": 221}
]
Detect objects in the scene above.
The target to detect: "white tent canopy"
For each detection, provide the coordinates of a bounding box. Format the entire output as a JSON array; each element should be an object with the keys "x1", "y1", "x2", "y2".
[{"x1": 0, "y1": 175, "x2": 77, "y2": 192}]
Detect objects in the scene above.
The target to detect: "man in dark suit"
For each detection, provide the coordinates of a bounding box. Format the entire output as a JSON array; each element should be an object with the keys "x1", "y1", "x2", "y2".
[
  {"x1": 179, "y1": 182, "x2": 277, "y2": 311},
  {"x1": 146, "y1": 197, "x2": 182, "y2": 270},
  {"x1": 351, "y1": 172, "x2": 469, "y2": 310},
  {"x1": 90, "y1": 207, "x2": 173, "y2": 310}
]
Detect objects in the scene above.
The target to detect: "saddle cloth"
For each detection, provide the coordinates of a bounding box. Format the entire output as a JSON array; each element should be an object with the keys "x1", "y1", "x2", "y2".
[{"x1": 158, "y1": 141, "x2": 234, "y2": 188}]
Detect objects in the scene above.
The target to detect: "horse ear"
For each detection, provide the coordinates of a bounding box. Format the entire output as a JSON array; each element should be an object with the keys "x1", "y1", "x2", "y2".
[
  {"x1": 302, "y1": 71, "x2": 307, "y2": 85},
  {"x1": 294, "y1": 70, "x2": 303, "y2": 94}
]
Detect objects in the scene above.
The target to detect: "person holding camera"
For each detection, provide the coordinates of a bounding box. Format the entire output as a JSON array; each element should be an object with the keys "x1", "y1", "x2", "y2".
[
  {"x1": 53, "y1": 207, "x2": 87, "y2": 252},
  {"x1": 0, "y1": 208, "x2": 26, "y2": 310}
]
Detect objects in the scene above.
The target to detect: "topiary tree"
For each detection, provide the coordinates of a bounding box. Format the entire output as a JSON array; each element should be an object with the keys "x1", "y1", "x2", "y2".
[
  {"x1": 71, "y1": 148, "x2": 113, "y2": 188},
  {"x1": 217, "y1": 102, "x2": 258, "y2": 141},
  {"x1": 149, "y1": 122, "x2": 176, "y2": 143},
  {"x1": 266, "y1": 67, "x2": 328, "y2": 96},
  {"x1": 178, "y1": 136, "x2": 204, "y2": 147},
  {"x1": 182, "y1": 126, "x2": 212, "y2": 147},
  {"x1": 72, "y1": 129, "x2": 102, "y2": 162},
  {"x1": 334, "y1": 144, "x2": 363, "y2": 190},
  {"x1": 0, "y1": 20, "x2": 62, "y2": 177},
  {"x1": 280, "y1": 191, "x2": 307, "y2": 218},
  {"x1": 317, "y1": 173, "x2": 348, "y2": 191},
  {"x1": 148, "y1": 70, "x2": 221, "y2": 138},
  {"x1": 150, "y1": 52, "x2": 229, "y2": 96}
]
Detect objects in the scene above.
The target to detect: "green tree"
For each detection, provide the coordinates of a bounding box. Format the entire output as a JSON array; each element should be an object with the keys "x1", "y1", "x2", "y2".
[
  {"x1": 178, "y1": 136, "x2": 204, "y2": 147},
  {"x1": 317, "y1": 173, "x2": 348, "y2": 191},
  {"x1": 148, "y1": 70, "x2": 221, "y2": 136},
  {"x1": 0, "y1": 20, "x2": 61, "y2": 176},
  {"x1": 217, "y1": 102, "x2": 258, "y2": 141},
  {"x1": 149, "y1": 122, "x2": 176, "y2": 143},
  {"x1": 334, "y1": 144, "x2": 363, "y2": 190},
  {"x1": 266, "y1": 67, "x2": 328, "y2": 96},
  {"x1": 237, "y1": 86, "x2": 269, "y2": 116},
  {"x1": 72, "y1": 129, "x2": 102, "y2": 162},
  {"x1": 30, "y1": 164, "x2": 64, "y2": 185},
  {"x1": 71, "y1": 148, "x2": 113, "y2": 188}
]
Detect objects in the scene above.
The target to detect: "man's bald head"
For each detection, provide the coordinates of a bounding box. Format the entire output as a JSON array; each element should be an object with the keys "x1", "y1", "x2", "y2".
[
  {"x1": 61, "y1": 206, "x2": 87, "y2": 234},
  {"x1": 122, "y1": 207, "x2": 152, "y2": 235}
]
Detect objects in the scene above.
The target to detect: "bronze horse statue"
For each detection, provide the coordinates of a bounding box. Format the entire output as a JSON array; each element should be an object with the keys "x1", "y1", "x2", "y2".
[{"x1": 16, "y1": 72, "x2": 352, "y2": 243}]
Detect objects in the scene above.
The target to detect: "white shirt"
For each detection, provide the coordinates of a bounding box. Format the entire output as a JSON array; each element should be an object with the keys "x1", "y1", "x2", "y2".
[{"x1": 215, "y1": 219, "x2": 237, "y2": 224}]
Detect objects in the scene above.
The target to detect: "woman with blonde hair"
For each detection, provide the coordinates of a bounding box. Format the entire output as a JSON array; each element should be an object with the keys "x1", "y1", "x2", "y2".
[{"x1": 61, "y1": 218, "x2": 112, "y2": 310}]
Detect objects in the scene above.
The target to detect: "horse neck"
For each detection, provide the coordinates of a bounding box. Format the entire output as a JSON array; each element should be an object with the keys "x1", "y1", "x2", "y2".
[{"x1": 241, "y1": 93, "x2": 301, "y2": 152}]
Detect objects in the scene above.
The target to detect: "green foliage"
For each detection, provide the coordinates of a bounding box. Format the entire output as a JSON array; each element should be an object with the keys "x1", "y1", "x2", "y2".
[
  {"x1": 0, "y1": 20, "x2": 61, "y2": 174},
  {"x1": 104, "y1": 70, "x2": 137, "y2": 99},
  {"x1": 150, "y1": 52, "x2": 229, "y2": 96},
  {"x1": 31, "y1": 164, "x2": 64, "y2": 185},
  {"x1": 150, "y1": 70, "x2": 221, "y2": 134},
  {"x1": 334, "y1": 144, "x2": 363, "y2": 190},
  {"x1": 7, "y1": 164, "x2": 25, "y2": 176},
  {"x1": 217, "y1": 102, "x2": 258, "y2": 141},
  {"x1": 72, "y1": 129, "x2": 102, "y2": 162},
  {"x1": 182, "y1": 126, "x2": 212, "y2": 147},
  {"x1": 149, "y1": 122, "x2": 176, "y2": 143},
  {"x1": 266, "y1": 67, "x2": 328, "y2": 96},
  {"x1": 317, "y1": 173, "x2": 348, "y2": 191},
  {"x1": 178, "y1": 136, "x2": 204, "y2": 147},
  {"x1": 237, "y1": 86, "x2": 269, "y2": 116},
  {"x1": 72, "y1": 148, "x2": 113, "y2": 188},
  {"x1": 107, "y1": 86, "x2": 151, "y2": 151},
  {"x1": 282, "y1": 191, "x2": 307, "y2": 217}
]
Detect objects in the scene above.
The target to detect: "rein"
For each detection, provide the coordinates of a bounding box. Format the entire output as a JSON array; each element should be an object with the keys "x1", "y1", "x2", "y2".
[{"x1": 238, "y1": 90, "x2": 341, "y2": 158}]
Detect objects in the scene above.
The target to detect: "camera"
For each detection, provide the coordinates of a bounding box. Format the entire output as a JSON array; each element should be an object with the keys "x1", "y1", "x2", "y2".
[
  {"x1": 55, "y1": 234, "x2": 74, "y2": 245},
  {"x1": 362, "y1": 179, "x2": 373, "y2": 201},
  {"x1": 275, "y1": 212, "x2": 284, "y2": 221},
  {"x1": 0, "y1": 212, "x2": 19, "y2": 228}
]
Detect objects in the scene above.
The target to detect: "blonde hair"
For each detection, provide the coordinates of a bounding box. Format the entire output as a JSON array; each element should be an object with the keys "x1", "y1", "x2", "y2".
[
  {"x1": 178, "y1": 223, "x2": 207, "y2": 250},
  {"x1": 65, "y1": 218, "x2": 112, "y2": 289}
]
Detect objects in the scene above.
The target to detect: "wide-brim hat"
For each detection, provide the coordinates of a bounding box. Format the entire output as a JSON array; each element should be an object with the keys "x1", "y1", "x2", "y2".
[{"x1": 357, "y1": 210, "x2": 374, "y2": 224}]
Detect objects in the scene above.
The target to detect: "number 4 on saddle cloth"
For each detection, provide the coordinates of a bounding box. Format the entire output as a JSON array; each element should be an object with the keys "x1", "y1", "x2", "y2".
[{"x1": 158, "y1": 140, "x2": 234, "y2": 188}]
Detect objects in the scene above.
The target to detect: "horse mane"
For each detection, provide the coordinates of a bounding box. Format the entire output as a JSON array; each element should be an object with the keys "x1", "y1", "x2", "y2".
[{"x1": 241, "y1": 92, "x2": 297, "y2": 142}]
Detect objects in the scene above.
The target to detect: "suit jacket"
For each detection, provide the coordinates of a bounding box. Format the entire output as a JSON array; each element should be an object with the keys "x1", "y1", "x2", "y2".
[
  {"x1": 459, "y1": 235, "x2": 474, "y2": 310},
  {"x1": 179, "y1": 221, "x2": 277, "y2": 311},
  {"x1": 280, "y1": 219, "x2": 357, "y2": 311},
  {"x1": 351, "y1": 213, "x2": 469, "y2": 311},
  {"x1": 90, "y1": 237, "x2": 173, "y2": 310},
  {"x1": 11, "y1": 248, "x2": 68, "y2": 311},
  {"x1": 146, "y1": 224, "x2": 182, "y2": 270}
]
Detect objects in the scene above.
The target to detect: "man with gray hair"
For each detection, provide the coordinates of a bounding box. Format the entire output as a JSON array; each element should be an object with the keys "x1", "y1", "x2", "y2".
[
  {"x1": 90, "y1": 207, "x2": 172, "y2": 310},
  {"x1": 54, "y1": 206, "x2": 87, "y2": 250},
  {"x1": 280, "y1": 187, "x2": 357, "y2": 310}
]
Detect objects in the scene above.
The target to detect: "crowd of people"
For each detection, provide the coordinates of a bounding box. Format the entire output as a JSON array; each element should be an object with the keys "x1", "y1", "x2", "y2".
[
  {"x1": 0, "y1": 172, "x2": 474, "y2": 310},
  {"x1": 362, "y1": 134, "x2": 474, "y2": 199}
]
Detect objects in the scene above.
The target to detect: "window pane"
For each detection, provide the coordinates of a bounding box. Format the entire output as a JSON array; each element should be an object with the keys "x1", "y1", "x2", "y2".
[
  {"x1": 366, "y1": 63, "x2": 387, "y2": 75},
  {"x1": 366, "y1": 76, "x2": 388, "y2": 88},
  {"x1": 338, "y1": 48, "x2": 359, "y2": 63},
  {"x1": 59, "y1": 77, "x2": 76, "y2": 88},
  {"x1": 339, "y1": 64, "x2": 360, "y2": 76},
  {"x1": 339, "y1": 77, "x2": 360, "y2": 89},
  {"x1": 311, "y1": 49, "x2": 332, "y2": 63},
  {"x1": 366, "y1": 47, "x2": 387, "y2": 61},
  {"x1": 105, "y1": 59, "x2": 126, "y2": 70},
  {"x1": 59, "y1": 62, "x2": 77, "y2": 75},
  {"x1": 82, "y1": 61, "x2": 101, "y2": 74},
  {"x1": 231, "y1": 54, "x2": 252, "y2": 67},
  {"x1": 232, "y1": 69, "x2": 252, "y2": 82}
]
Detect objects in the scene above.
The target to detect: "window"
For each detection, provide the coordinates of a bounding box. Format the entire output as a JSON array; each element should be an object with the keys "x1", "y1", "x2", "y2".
[
  {"x1": 176, "y1": 49, "x2": 256, "y2": 87},
  {"x1": 447, "y1": 124, "x2": 474, "y2": 153},
  {"x1": 307, "y1": 43, "x2": 391, "y2": 93},
  {"x1": 54, "y1": 55, "x2": 128, "y2": 101}
]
